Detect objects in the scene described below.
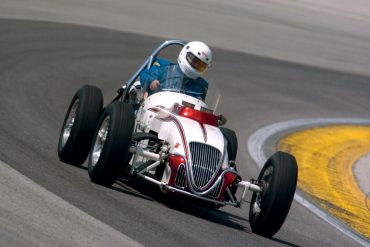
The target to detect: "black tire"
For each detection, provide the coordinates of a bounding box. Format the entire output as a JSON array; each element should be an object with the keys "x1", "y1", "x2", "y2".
[
  {"x1": 58, "y1": 85, "x2": 103, "y2": 166},
  {"x1": 220, "y1": 127, "x2": 238, "y2": 161},
  {"x1": 88, "y1": 102, "x2": 135, "y2": 186},
  {"x1": 249, "y1": 151, "x2": 298, "y2": 238},
  {"x1": 220, "y1": 127, "x2": 238, "y2": 203}
]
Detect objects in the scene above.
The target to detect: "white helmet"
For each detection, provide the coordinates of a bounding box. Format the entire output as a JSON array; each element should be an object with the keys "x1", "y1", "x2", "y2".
[{"x1": 178, "y1": 41, "x2": 212, "y2": 79}]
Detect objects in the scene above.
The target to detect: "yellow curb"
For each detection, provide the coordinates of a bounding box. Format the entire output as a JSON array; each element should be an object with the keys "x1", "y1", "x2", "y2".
[{"x1": 278, "y1": 125, "x2": 370, "y2": 239}]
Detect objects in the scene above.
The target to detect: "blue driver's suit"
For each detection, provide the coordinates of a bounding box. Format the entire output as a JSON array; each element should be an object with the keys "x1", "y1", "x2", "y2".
[{"x1": 139, "y1": 58, "x2": 208, "y2": 100}]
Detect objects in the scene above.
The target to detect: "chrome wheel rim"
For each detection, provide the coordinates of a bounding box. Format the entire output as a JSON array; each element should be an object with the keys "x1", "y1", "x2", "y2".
[
  {"x1": 252, "y1": 165, "x2": 273, "y2": 217},
  {"x1": 91, "y1": 116, "x2": 110, "y2": 167},
  {"x1": 61, "y1": 99, "x2": 79, "y2": 148}
]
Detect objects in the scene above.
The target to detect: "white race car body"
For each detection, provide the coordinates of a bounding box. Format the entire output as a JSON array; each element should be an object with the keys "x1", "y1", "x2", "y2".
[
  {"x1": 134, "y1": 91, "x2": 235, "y2": 202},
  {"x1": 58, "y1": 40, "x2": 298, "y2": 237},
  {"x1": 138, "y1": 92, "x2": 224, "y2": 157}
]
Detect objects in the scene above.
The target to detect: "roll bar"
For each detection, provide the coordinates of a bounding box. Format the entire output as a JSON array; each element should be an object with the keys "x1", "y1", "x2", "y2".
[{"x1": 119, "y1": 40, "x2": 186, "y2": 102}]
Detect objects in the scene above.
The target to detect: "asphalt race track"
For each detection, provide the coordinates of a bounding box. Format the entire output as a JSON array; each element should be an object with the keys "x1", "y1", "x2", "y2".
[
  {"x1": 2, "y1": 0, "x2": 370, "y2": 246},
  {"x1": 1, "y1": 18, "x2": 369, "y2": 246}
]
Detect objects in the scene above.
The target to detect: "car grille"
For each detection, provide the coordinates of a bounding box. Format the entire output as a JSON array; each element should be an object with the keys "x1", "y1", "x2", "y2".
[
  {"x1": 175, "y1": 165, "x2": 187, "y2": 188},
  {"x1": 209, "y1": 178, "x2": 223, "y2": 198},
  {"x1": 189, "y1": 142, "x2": 222, "y2": 190},
  {"x1": 175, "y1": 164, "x2": 223, "y2": 198}
]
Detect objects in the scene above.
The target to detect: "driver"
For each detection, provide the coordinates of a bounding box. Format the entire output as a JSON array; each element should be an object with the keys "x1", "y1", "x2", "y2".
[{"x1": 140, "y1": 41, "x2": 212, "y2": 100}]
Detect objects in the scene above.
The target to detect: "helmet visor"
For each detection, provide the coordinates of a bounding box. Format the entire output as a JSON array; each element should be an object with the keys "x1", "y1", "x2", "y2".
[{"x1": 186, "y1": 52, "x2": 208, "y2": 73}]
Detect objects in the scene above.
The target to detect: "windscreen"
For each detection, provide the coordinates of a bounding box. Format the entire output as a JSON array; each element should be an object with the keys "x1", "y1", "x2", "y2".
[{"x1": 140, "y1": 65, "x2": 220, "y2": 111}]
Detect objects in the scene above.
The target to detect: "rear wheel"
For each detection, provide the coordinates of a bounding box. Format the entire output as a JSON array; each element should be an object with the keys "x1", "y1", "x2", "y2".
[
  {"x1": 249, "y1": 151, "x2": 298, "y2": 238},
  {"x1": 88, "y1": 102, "x2": 135, "y2": 186},
  {"x1": 220, "y1": 127, "x2": 238, "y2": 202},
  {"x1": 58, "y1": 85, "x2": 103, "y2": 166}
]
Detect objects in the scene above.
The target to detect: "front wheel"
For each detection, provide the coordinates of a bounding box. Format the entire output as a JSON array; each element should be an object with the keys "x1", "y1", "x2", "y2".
[
  {"x1": 88, "y1": 102, "x2": 135, "y2": 186},
  {"x1": 249, "y1": 151, "x2": 298, "y2": 238}
]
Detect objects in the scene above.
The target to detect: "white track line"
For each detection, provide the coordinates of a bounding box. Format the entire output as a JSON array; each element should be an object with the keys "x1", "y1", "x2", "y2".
[
  {"x1": 247, "y1": 118, "x2": 370, "y2": 247},
  {"x1": 0, "y1": 160, "x2": 143, "y2": 247}
]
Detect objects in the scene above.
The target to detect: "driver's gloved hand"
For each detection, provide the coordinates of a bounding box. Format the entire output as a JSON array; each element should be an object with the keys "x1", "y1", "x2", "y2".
[{"x1": 130, "y1": 81, "x2": 142, "y2": 93}]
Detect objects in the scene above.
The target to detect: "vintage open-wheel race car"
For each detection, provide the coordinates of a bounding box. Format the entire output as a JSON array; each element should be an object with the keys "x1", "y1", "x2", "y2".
[{"x1": 57, "y1": 40, "x2": 298, "y2": 238}]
